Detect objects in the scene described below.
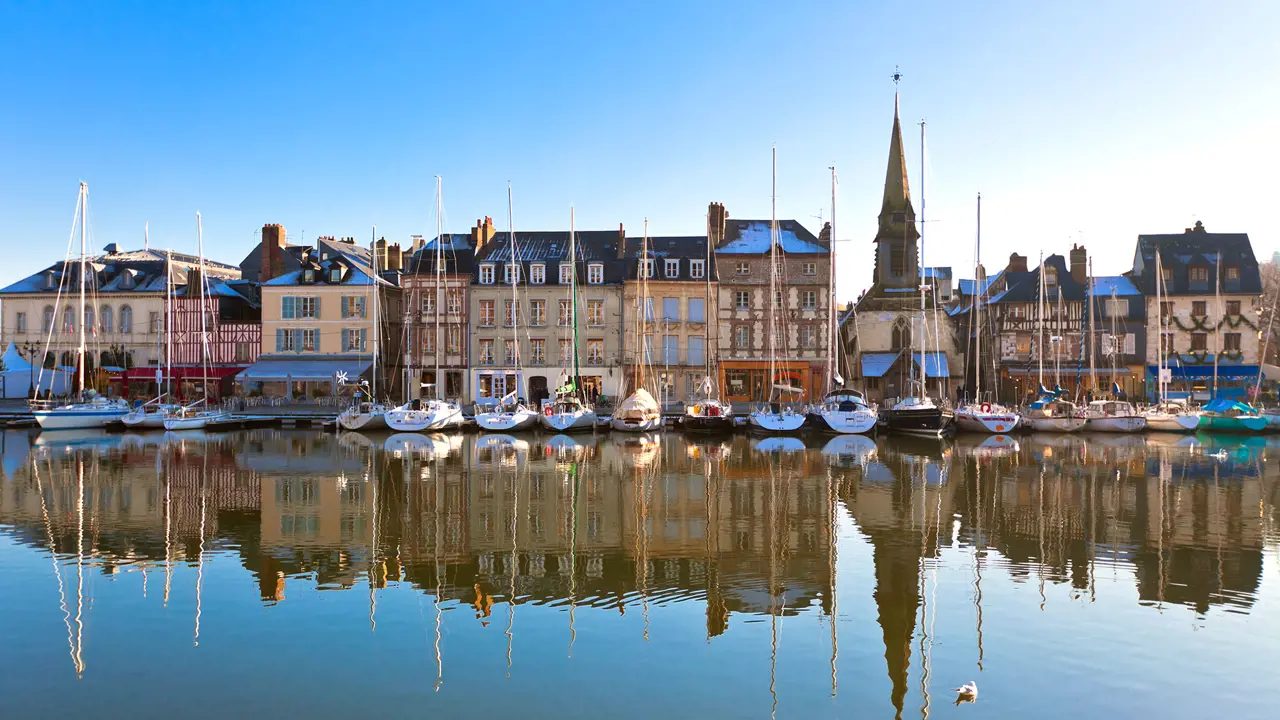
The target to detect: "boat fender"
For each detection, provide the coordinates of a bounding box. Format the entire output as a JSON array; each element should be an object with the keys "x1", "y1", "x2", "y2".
[
  {"x1": 544, "y1": 405, "x2": 553, "y2": 417},
  {"x1": 981, "y1": 403, "x2": 991, "y2": 413}
]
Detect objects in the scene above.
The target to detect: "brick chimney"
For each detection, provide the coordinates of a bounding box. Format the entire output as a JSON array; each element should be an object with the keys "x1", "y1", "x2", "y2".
[
  {"x1": 616, "y1": 223, "x2": 627, "y2": 259},
  {"x1": 470, "y1": 216, "x2": 497, "y2": 253},
  {"x1": 818, "y1": 221, "x2": 832, "y2": 247},
  {"x1": 708, "y1": 202, "x2": 728, "y2": 247},
  {"x1": 1008, "y1": 253, "x2": 1028, "y2": 273},
  {"x1": 410, "y1": 235, "x2": 425, "y2": 255},
  {"x1": 385, "y1": 241, "x2": 403, "y2": 272},
  {"x1": 1069, "y1": 244, "x2": 1087, "y2": 284},
  {"x1": 260, "y1": 224, "x2": 286, "y2": 283}
]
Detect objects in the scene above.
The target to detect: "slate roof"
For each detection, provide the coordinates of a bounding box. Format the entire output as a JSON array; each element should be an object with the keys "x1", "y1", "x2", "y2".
[
  {"x1": 1, "y1": 247, "x2": 240, "y2": 295},
  {"x1": 1131, "y1": 227, "x2": 1261, "y2": 295},
  {"x1": 1089, "y1": 275, "x2": 1141, "y2": 297},
  {"x1": 406, "y1": 234, "x2": 475, "y2": 276},
  {"x1": 262, "y1": 236, "x2": 396, "y2": 288},
  {"x1": 716, "y1": 219, "x2": 827, "y2": 254},
  {"x1": 984, "y1": 255, "x2": 1086, "y2": 304},
  {"x1": 619, "y1": 235, "x2": 719, "y2": 282},
  {"x1": 957, "y1": 270, "x2": 1003, "y2": 297},
  {"x1": 472, "y1": 231, "x2": 628, "y2": 285}
]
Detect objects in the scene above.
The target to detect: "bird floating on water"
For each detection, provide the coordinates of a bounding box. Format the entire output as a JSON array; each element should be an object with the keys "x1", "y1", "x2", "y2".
[
  {"x1": 1208, "y1": 449, "x2": 1228, "y2": 461},
  {"x1": 953, "y1": 681, "x2": 978, "y2": 705}
]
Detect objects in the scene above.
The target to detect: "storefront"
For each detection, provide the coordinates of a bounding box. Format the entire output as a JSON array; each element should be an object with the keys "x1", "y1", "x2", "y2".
[
  {"x1": 719, "y1": 360, "x2": 817, "y2": 403},
  {"x1": 1146, "y1": 364, "x2": 1260, "y2": 402},
  {"x1": 236, "y1": 358, "x2": 372, "y2": 399}
]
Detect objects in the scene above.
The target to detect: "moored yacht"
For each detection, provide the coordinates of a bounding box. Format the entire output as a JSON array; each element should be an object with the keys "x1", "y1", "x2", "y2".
[
  {"x1": 809, "y1": 388, "x2": 878, "y2": 435},
  {"x1": 475, "y1": 395, "x2": 539, "y2": 432},
  {"x1": 386, "y1": 397, "x2": 464, "y2": 432},
  {"x1": 541, "y1": 392, "x2": 598, "y2": 432},
  {"x1": 1020, "y1": 397, "x2": 1087, "y2": 432},
  {"x1": 883, "y1": 395, "x2": 954, "y2": 437},
  {"x1": 1197, "y1": 398, "x2": 1267, "y2": 433},
  {"x1": 954, "y1": 402, "x2": 1020, "y2": 434},
  {"x1": 1083, "y1": 400, "x2": 1146, "y2": 433}
]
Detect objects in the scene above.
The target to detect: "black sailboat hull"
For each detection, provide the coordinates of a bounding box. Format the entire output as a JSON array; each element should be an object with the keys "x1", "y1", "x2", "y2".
[
  {"x1": 882, "y1": 407, "x2": 955, "y2": 437},
  {"x1": 682, "y1": 415, "x2": 736, "y2": 434}
]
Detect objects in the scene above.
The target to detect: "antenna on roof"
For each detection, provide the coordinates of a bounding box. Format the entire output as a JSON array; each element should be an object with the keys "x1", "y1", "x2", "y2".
[{"x1": 144, "y1": 222, "x2": 149, "y2": 251}]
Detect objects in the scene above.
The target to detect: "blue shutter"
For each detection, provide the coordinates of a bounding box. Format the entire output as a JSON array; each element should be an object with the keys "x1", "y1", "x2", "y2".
[
  {"x1": 340, "y1": 297, "x2": 349, "y2": 319},
  {"x1": 357, "y1": 296, "x2": 366, "y2": 318},
  {"x1": 312, "y1": 296, "x2": 320, "y2": 318},
  {"x1": 276, "y1": 328, "x2": 284, "y2": 352},
  {"x1": 282, "y1": 296, "x2": 294, "y2": 319},
  {"x1": 293, "y1": 329, "x2": 304, "y2": 352},
  {"x1": 360, "y1": 328, "x2": 368, "y2": 352}
]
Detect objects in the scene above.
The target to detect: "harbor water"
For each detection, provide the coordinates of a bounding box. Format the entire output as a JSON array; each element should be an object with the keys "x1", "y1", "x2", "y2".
[{"x1": 1, "y1": 428, "x2": 1278, "y2": 719}]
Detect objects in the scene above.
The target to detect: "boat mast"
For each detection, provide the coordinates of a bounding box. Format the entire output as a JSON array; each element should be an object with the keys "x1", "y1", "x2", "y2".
[
  {"x1": 1088, "y1": 258, "x2": 1097, "y2": 395},
  {"x1": 165, "y1": 249, "x2": 173, "y2": 400},
  {"x1": 506, "y1": 182, "x2": 520, "y2": 402},
  {"x1": 570, "y1": 207, "x2": 581, "y2": 398},
  {"x1": 1110, "y1": 286, "x2": 1119, "y2": 391},
  {"x1": 1155, "y1": 248, "x2": 1164, "y2": 404},
  {"x1": 1037, "y1": 252, "x2": 1045, "y2": 394},
  {"x1": 827, "y1": 165, "x2": 837, "y2": 395},
  {"x1": 436, "y1": 178, "x2": 445, "y2": 400},
  {"x1": 973, "y1": 193, "x2": 982, "y2": 403},
  {"x1": 1213, "y1": 250, "x2": 1221, "y2": 399},
  {"x1": 769, "y1": 147, "x2": 779, "y2": 403},
  {"x1": 917, "y1": 122, "x2": 927, "y2": 401},
  {"x1": 78, "y1": 182, "x2": 87, "y2": 395},
  {"x1": 196, "y1": 212, "x2": 210, "y2": 405},
  {"x1": 370, "y1": 225, "x2": 379, "y2": 401},
  {"x1": 704, "y1": 210, "x2": 714, "y2": 398},
  {"x1": 639, "y1": 218, "x2": 649, "y2": 393}
]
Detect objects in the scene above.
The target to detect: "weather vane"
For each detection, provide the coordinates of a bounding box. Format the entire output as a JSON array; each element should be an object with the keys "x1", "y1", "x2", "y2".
[{"x1": 892, "y1": 66, "x2": 902, "y2": 86}]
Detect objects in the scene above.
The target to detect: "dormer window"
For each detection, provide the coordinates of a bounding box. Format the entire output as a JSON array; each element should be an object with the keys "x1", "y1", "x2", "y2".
[
  {"x1": 329, "y1": 267, "x2": 342, "y2": 283},
  {"x1": 690, "y1": 260, "x2": 706, "y2": 279},
  {"x1": 559, "y1": 263, "x2": 573, "y2": 284},
  {"x1": 1161, "y1": 265, "x2": 1173, "y2": 282},
  {"x1": 44, "y1": 271, "x2": 56, "y2": 290},
  {"x1": 504, "y1": 263, "x2": 520, "y2": 285},
  {"x1": 480, "y1": 264, "x2": 495, "y2": 284},
  {"x1": 1189, "y1": 266, "x2": 1209, "y2": 282},
  {"x1": 303, "y1": 269, "x2": 315, "y2": 283},
  {"x1": 1044, "y1": 267, "x2": 1057, "y2": 286},
  {"x1": 736, "y1": 262, "x2": 749, "y2": 276},
  {"x1": 641, "y1": 259, "x2": 655, "y2": 279},
  {"x1": 587, "y1": 263, "x2": 604, "y2": 285},
  {"x1": 121, "y1": 272, "x2": 134, "y2": 289},
  {"x1": 665, "y1": 259, "x2": 680, "y2": 278},
  {"x1": 530, "y1": 263, "x2": 545, "y2": 284}
]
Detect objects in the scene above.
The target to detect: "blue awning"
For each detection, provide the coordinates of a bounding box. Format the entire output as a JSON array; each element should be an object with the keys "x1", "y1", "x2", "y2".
[
  {"x1": 1147, "y1": 365, "x2": 1259, "y2": 379},
  {"x1": 860, "y1": 352, "x2": 901, "y2": 378},
  {"x1": 913, "y1": 352, "x2": 950, "y2": 378},
  {"x1": 236, "y1": 357, "x2": 373, "y2": 382}
]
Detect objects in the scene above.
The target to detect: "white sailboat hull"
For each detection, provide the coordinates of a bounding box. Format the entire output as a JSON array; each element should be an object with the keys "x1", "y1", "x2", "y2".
[
  {"x1": 1144, "y1": 413, "x2": 1197, "y2": 432},
  {"x1": 33, "y1": 405, "x2": 129, "y2": 430},
  {"x1": 386, "y1": 403, "x2": 464, "y2": 432},
  {"x1": 748, "y1": 411, "x2": 807, "y2": 433},
  {"x1": 163, "y1": 411, "x2": 230, "y2": 431},
  {"x1": 612, "y1": 415, "x2": 663, "y2": 432},
  {"x1": 476, "y1": 409, "x2": 540, "y2": 432},
  {"x1": 540, "y1": 409, "x2": 598, "y2": 432},
  {"x1": 954, "y1": 409, "x2": 1020, "y2": 434},
  {"x1": 811, "y1": 409, "x2": 878, "y2": 435},
  {"x1": 120, "y1": 410, "x2": 168, "y2": 429},
  {"x1": 1023, "y1": 415, "x2": 1087, "y2": 433},
  {"x1": 1086, "y1": 416, "x2": 1146, "y2": 433},
  {"x1": 337, "y1": 408, "x2": 388, "y2": 431}
]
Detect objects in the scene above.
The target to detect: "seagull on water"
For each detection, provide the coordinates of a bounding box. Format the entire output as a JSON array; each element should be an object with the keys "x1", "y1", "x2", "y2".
[{"x1": 953, "y1": 681, "x2": 978, "y2": 705}]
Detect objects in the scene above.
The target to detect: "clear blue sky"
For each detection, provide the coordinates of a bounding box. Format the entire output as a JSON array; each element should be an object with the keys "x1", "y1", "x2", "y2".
[{"x1": 2, "y1": 1, "x2": 1276, "y2": 300}]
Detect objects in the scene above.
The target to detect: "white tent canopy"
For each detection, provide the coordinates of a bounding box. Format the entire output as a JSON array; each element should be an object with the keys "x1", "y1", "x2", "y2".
[{"x1": 0, "y1": 342, "x2": 70, "y2": 398}]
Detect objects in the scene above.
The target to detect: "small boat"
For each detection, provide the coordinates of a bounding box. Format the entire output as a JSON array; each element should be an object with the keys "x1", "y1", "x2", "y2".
[
  {"x1": 337, "y1": 400, "x2": 389, "y2": 431},
  {"x1": 32, "y1": 395, "x2": 131, "y2": 431},
  {"x1": 540, "y1": 394, "x2": 598, "y2": 433},
  {"x1": 385, "y1": 398, "x2": 464, "y2": 432},
  {"x1": 1142, "y1": 400, "x2": 1200, "y2": 432},
  {"x1": 475, "y1": 393, "x2": 540, "y2": 432},
  {"x1": 612, "y1": 388, "x2": 663, "y2": 432},
  {"x1": 749, "y1": 399, "x2": 807, "y2": 433},
  {"x1": 1083, "y1": 400, "x2": 1146, "y2": 433},
  {"x1": 808, "y1": 389, "x2": 879, "y2": 435},
  {"x1": 162, "y1": 406, "x2": 230, "y2": 431},
  {"x1": 954, "y1": 401, "x2": 1020, "y2": 434},
  {"x1": 120, "y1": 399, "x2": 181, "y2": 429},
  {"x1": 683, "y1": 398, "x2": 735, "y2": 434},
  {"x1": 1020, "y1": 398, "x2": 1088, "y2": 433},
  {"x1": 1196, "y1": 398, "x2": 1268, "y2": 433},
  {"x1": 882, "y1": 396, "x2": 954, "y2": 437},
  {"x1": 1262, "y1": 409, "x2": 1280, "y2": 431}
]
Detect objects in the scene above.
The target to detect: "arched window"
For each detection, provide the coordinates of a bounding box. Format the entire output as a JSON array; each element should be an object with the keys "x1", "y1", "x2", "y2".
[
  {"x1": 42, "y1": 305, "x2": 54, "y2": 332},
  {"x1": 84, "y1": 306, "x2": 94, "y2": 336},
  {"x1": 100, "y1": 306, "x2": 113, "y2": 333},
  {"x1": 62, "y1": 307, "x2": 74, "y2": 334},
  {"x1": 120, "y1": 305, "x2": 133, "y2": 333},
  {"x1": 123, "y1": 351, "x2": 134, "y2": 369},
  {"x1": 890, "y1": 317, "x2": 910, "y2": 351},
  {"x1": 43, "y1": 352, "x2": 55, "y2": 369},
  {"x1": 101, "y1": 350, "x2": 114, "y2": 368},
  {"x1": 59, "y1": 351, "x2": 73, "y2": 367}
]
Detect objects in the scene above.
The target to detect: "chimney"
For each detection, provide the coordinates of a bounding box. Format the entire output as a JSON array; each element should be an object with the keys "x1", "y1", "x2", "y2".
[
  {"x1": 471, "y1": 216, "x2": 496, "y2": 253},
  {"x1": 260, "y1": 223, "x2": 286, "y2": 283},
  {"x1": 818, "y1": 221, "x2": 832, "y2": 247},
  {"x1": 708, "y1": 202, "x2": 728, "y2": 247},
  {"x1": 410, "y1": 235, "x2": 425, "y2": 255},
  {"x1": 1008, "y1": 253, "x2": 1028, "y2": 273},
  {"x1": 385, "y1": 242, "x2": 403, "y2": 272},
  {"x1": 616, "y1": 223, "x2": 626, "y2": 260},
  {"x1": 1193, "y1": 220, "x2": 1205, "y2": 233},
  {"x1": 1069, "y1": 244, "x2": 1087, "y2": 284},
  {"x1": 186, "y1": 267, "x2": 202, "y2": 292},
  {"x1": 374, "y1": 237, "x2": 387, "y2": 271}
]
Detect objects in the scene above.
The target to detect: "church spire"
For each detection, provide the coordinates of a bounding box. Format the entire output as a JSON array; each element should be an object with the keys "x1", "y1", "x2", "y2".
[{"x1": 879, "y1": 89, "x2": 915, "y2": 227}]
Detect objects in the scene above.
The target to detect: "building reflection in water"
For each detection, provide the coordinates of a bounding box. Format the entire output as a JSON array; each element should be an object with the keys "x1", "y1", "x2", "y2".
[{"x1": 1, "y1": 428, "x2": 1277, "y2": 716}]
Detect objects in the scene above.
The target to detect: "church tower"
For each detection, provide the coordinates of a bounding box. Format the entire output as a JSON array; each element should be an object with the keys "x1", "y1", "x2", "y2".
[{"x1": 871, "y1": 91, "x2": 920, "y2": 292}]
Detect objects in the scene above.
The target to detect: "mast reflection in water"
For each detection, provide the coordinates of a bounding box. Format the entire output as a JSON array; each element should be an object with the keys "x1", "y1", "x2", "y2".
[{"x1": 0, "y1": 429, "x2": 1277, "y2": 719}]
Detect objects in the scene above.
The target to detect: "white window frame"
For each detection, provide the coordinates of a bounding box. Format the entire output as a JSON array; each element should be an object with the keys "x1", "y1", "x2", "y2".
[
  {"x1": 530, "y1": 263, "x2": 546, "y2": 284},
  {"x1": 802, "y1": 290, "x2": 817, "y2": 309},
  {"x1": 559, "y1": 299, "x2": 573, "y2": 327},
  {"x1": 641, "y1": 259, "x2": 655, "y2": 279},
  {"x1": 587, "y1": 299, "x2": 604, "y2": 327},
  {"x1": 480, "y1": 264, "x2": 495, "y2": 284},
  {"x1": 803, "y1": 262, "x2": 816, "y2": 275},
  {"x1": 690, "y1": 259, "x2": 706, "y2": 279},
  {"x1": 530, "y1": 338, "x2": 546, "y2": 365},
  {"x1": 587, "y1": 263, "x2": 604, "y2": 285},
  {"x1": 479, "y1": 299, "x2": 495, "y2": 327},
  {"x1": 734, "y1": 291, "x2": 749, "y2": 310},
  {"x1": 530, "y1": 299, "x2": 547, "y2": 327},
  {"x1": 587, "y1": 339, "x2": 604, "y2": 365},
  {"x1": 735, "y1": 262, "x2": 749, "y2": 276},
  {"x1": 664, "y1": 259, "x2": 680, "y2": 278},
  {"x1": 480, "y1": 339, "x2": 494, "y2": 365},
  {"x1": 559, "y1": 263, "x2": 573, "y2": 284},
  {"x1": 504, "y1": 263, "x2": 520, "y2": 285}
]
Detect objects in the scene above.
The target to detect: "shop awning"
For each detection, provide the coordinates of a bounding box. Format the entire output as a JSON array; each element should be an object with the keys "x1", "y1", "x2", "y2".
[
  {"x1": 860, "y1": 352, "x2": 900, "y2": 378},
  {"x1": 124, "y1": 365, "x2": 244, "y2": 382},
  {"x1": 1147, "y1": 365, "x2": 1259, "y2": 379},
  {"x1": 236, "y1": 358, "x2": 372, "y2": 383},
  {"x1": 912, "y1": 352, "x2": 950, "y2": 378}
]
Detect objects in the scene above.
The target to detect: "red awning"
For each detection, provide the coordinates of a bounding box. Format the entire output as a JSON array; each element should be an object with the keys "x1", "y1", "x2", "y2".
[{"x1": 124, "y1": 365, "x2": 245, "y2": 382}]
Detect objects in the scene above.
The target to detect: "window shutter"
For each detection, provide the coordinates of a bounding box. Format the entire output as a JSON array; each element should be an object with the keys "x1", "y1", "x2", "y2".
[
  {"x1": 276, "y1": 328, "x2": 284, "y2": 351},
  {"x1": 1124, "y1": 333, "x2": 1135, "y2": 355},
  {"x1": 357, "y1": 296, "x2": 366, "y2": 318},
  {"x1": 360, "y1": 328, "x2": 368, "y2": 352},
  {"x1": 282, "y1": 296, "x2": 294, "y2": 319},
  {"x1": 312, "y1": 296, "x2": 320, "y2": 318},
  {"x1": 341, "y1": 297, "x2": 349, "y2": 319},
  {"x1": 293, "y1": 329, "x2": 304, "y2": 352}
]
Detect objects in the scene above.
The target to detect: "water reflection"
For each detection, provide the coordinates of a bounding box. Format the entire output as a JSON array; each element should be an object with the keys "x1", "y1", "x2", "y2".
[{"x1": 1, "y1": 428, "x2": 1277, "y2": 718}]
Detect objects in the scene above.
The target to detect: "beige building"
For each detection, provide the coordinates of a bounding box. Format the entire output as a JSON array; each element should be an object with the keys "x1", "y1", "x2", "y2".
[
  {"x1": 240, "y1": 230, "x2": 403, "y2": 399},
  {"x1": 402, "y1": 225, "x2": 481, "y2": 403},
  {"x1": 0, "y1": 245, "x2": 239, "y2": 395},
  {"x1": 621, "y1": 234, "x2": 719, "y2": 404},
  {"x1": 469, "y1": 227, "x2": 627, "y2": 406}
]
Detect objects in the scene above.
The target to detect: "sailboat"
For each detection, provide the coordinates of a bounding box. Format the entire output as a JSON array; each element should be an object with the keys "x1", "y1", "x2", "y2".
[
  {"x1": 123, "y1": 240, "x2": 179, "y2": 429},
  {"x1": 749, "y1": 147, "x2": 807, "y2": 433},
  {"x1": 881, "y1": 123, "x2": 952, "y2": 437},
  {"x1": 541, "y1": 207, "x2": 598, "y2": 432},
  {"x1": 32, "y1": 183, "x2": 130, "y2": 430},
  {"x1": 1020, "y1": 253, "x2": 1087, "y2": 432},
  {"x1": 1081, "y1": 259, "x2": 1145, "y2": 432},
  {"x1": 386, "y1": 176, "x2": 465, "y2": 432},
  {"x1": 1196, "y1": 252, "x2": 1266, "y2": 433},
  {"x1": 683, "y1": 212, "x2": 734, "y2": 433},
  {"x1": 613, "y1": 220, "x2": 664, "y2": 432},
  {"x1": 337, "y1": 226, "x2": 389, "y2": 431},
  {"x1": 955, "y1": 194, "x2": 1019, "y2": 433},
  {"x1": 164, "y1": 213, "x2": 231, "y2": 431},
  {"x1": 477, "y1": 185, "x2": 539, "y2": 432},
  {"x1": 1144, "y1": 248, "x2": 1200, "y2": 431},
  {"x1": 809, "y1": 165, "x2": 877, "y2": 435}
]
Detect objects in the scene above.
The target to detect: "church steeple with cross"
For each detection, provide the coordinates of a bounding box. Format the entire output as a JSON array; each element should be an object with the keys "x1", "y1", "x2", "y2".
[{"x1": 870, "y1": 68, "x2": 920, "y2": 292}]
